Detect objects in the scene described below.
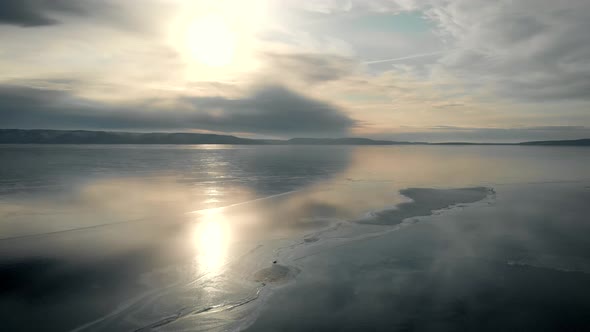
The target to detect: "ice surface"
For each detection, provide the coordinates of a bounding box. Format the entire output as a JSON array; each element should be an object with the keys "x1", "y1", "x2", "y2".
[
  {"x1": 359, "y1": 187, "x2": 493, "y2": 225},
  {"x1": 1, "y1": 145, "x2": 590, "y2": 331}
]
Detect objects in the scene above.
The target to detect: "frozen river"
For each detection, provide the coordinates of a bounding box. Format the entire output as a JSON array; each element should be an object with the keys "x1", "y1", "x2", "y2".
[{"x1": 1, "y1": 145, "x2": 589, "y2": 331}]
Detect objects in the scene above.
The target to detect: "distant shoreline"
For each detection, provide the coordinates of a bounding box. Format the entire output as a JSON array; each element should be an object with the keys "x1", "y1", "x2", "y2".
[{"x1": 0, "y1": 129, "x2": 589, "y2": 146}]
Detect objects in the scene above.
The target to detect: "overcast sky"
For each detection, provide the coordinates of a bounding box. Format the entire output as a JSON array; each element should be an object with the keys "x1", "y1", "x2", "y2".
[{"x1": 1, "y1": 0, "x2": 589, "y2": 141}]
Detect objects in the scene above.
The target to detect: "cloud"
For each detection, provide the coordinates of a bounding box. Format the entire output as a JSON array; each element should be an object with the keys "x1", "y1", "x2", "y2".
[
  {"x1": 0, "y1": 0, "x2": 588, "y2": 137},
  {"x1": 0, "y1": 0, "x2": 91, "y2": 27},
  {"x1": 185, "y1": 85, "x2": 357, "y2": 135},
  {"x1": 0, "y1": 0, "x2": 166, "y2": 33},
  {"x1": 426, "y1": 0, "x2": 590, "y2": 101},
  {"x1": 263, "y1": 52, "x2": 357, "y2": 84},
  {"x1": 290, "y1": 0, "x2": 415, "y2": 14},
  {"x1": 364, "y1": 51, "x2": 446, "y2": 64},
  {"x1": 0, "y1": 84, "x2": 356, "y2": 137},
  {"x1": 293, "y1": 0, "x2": 590, "y2": 102},
  {"x1": 432, "y1": 102, "x2": 464, "y2": 109}
]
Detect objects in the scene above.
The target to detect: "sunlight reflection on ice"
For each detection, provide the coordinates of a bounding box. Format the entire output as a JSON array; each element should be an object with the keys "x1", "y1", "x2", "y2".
[{"x1": 193, "y1": 209, "x2": 231, "y2": 275}]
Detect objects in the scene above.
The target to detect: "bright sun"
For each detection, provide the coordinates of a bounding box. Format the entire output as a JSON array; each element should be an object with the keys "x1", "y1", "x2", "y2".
[
  {"x1": 171, "y1": 0, "x2": 269, "y2": 80},
  {"x1": 185, "y1": 15, "x2": 236, "y2": 67}
]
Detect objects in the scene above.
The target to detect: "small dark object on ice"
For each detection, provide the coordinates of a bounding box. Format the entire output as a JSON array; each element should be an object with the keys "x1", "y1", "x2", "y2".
[{"x1": 273, "y1": 260, "x2": 277, "y2": 264}]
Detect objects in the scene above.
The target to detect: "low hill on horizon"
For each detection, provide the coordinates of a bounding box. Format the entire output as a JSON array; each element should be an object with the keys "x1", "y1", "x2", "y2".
[
  {"x1": 0, "y1": 129, "x2": 588, "y2": 146},
  {"x1": 519, "y1": 138, "x2": 590, "y2": 146}
]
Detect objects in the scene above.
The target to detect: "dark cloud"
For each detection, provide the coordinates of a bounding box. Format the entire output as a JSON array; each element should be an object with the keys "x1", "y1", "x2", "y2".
[
  {"x1": 0, "y1": 0, "x2": 88, "y2": 27},
  {"x1": 185, "y1": 85, "x2": 356, "y2": 135},
  {"x1": 0, "y1": 84, "x2": 356, "y2": 137},
  {"x1": 0, "y1": 0, "x2": 155, "y2": 32},
  {"x1": 264, "y1": 53, "x2": 357, "y2": 83}
]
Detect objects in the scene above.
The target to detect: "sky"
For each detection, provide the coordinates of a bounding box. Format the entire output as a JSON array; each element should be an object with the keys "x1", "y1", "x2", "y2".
[{"x1": 0, "y1": 0, "x2": 589, "y2": 142}]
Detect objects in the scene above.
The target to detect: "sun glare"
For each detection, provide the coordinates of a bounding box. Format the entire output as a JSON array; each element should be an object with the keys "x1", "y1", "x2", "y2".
[
  {"x1": 194, "y1": 209, "x2": 231, "y2": 274},
  {"x1": 185, "y1": 15, "x2": 235, "y2": 67},
  {"x1": 170, "y1": 0, "x2": 269, "y2": 80}
]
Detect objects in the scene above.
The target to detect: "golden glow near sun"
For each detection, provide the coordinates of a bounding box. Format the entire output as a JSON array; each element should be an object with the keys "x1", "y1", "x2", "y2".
[{"x1": 193, "y1": 209, "x2": 231, "y2": 274}]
